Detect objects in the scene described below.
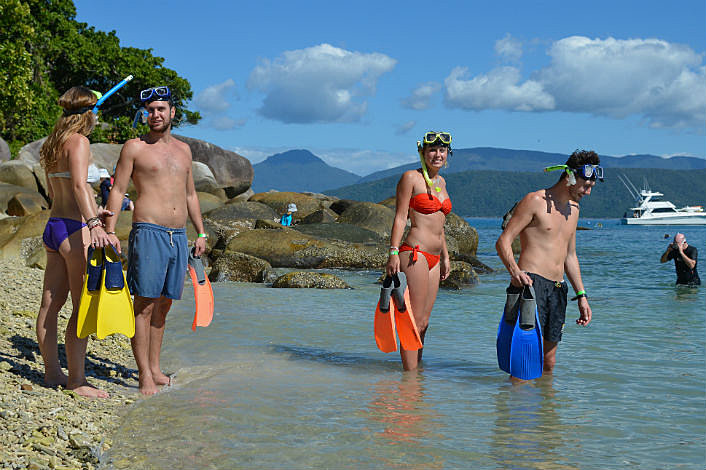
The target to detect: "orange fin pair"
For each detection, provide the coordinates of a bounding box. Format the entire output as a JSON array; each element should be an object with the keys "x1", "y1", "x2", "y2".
[
  {"x1": 188, "y1": 248, "x2": 214, "y2": 331},
  {"x1": 374, "y1": 272, "x2": 422, "y2": 353}
]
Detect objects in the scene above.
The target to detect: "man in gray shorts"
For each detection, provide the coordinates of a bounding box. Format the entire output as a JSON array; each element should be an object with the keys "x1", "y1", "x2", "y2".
[
  {"x1": 496, "y1": 150, "x2": 600, "y2": 377},
  {"x1": 105, "y1": 86, "x2": 207, "y2": 395}
]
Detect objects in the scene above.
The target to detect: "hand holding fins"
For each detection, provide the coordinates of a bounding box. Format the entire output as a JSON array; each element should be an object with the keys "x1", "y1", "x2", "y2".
[{"x1": 188, "y1": 247, "x2": 214, "y2": 331}]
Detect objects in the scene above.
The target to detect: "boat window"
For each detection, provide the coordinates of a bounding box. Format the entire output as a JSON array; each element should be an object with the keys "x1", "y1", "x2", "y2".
[{"x1": 651, "y1": 207, "x2": 678, "y2": 213}]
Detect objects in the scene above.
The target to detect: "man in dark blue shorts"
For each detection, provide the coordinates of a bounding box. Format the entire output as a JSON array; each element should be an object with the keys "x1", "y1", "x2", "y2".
[
  {"x1": 104, "y1": 86, "x2": 208, "y2": 395},
  {"x1": 496, "y1": 150, "x2": 600, "y2": 377}
]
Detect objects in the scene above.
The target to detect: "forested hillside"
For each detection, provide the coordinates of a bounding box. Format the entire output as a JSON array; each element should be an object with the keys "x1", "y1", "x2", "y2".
[{"x1": 326, "y1": 168, "x2": 706, "y2": 218}]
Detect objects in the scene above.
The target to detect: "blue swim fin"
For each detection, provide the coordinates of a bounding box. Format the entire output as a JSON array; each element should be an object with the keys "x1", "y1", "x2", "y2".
[{"x1": 497, "y1": 285, "x2": 544, "y2": 380}]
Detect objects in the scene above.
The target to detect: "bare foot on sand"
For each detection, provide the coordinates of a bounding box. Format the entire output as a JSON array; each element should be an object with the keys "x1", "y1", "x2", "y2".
[
  {"x1": 68, "y1": 382, "x2": 109, "y2": 398},
  {"x1": 138, "y1": 376, "x2": 160, "y2": 396},
  {"x1": 44, "y1": 371, "x2": 68, "y2": 388},
  {"x1": 151, "y1": 370, "x2": 171, "y2": 387}
]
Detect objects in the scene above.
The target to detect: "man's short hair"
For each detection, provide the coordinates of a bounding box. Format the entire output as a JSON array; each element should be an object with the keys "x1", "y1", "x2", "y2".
[{"x1": 565, "y1": 149, "x2": 600, "y2": 169}]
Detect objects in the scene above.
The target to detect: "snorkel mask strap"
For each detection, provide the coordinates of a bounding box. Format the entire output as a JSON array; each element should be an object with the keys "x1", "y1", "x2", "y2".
[{"x1": 417, "y1": 141, "x2": 442, "y2": 193}]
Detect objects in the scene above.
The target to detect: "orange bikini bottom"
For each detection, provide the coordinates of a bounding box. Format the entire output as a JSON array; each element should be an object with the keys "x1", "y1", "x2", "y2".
[{"x1": 400, "y1": 243, "x2": 440, "y2": 269}]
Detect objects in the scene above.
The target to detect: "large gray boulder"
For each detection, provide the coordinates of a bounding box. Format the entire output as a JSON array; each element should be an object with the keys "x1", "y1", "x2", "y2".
[
  {"x1": 444, "y1": 212, "x2": 479, "y2": 257},
  {"x1": 249, "y1": 191, "x2": 324, "y2": 219},
  {"x1": 0, "y1": 161, "x2": 38, "y2": 191},
  {"x1": 0, "y1": 138, "x2": 10, "y2": 161},
  {"x1": 336, "y1": 201, "x2": 395, "y2": 238},
  {"x1": 89, "y1": 143, "x2": 121, "y2": 171},
  {"x1": 205, "y1": 201, "x2": 278, "y2": 226},
  {"x1": 272, "y1": 271, "x2": 350, "y2": 289},
  {"x1": 174, "y1": 135, "x2": 253, "y2": 198},
  {"x1": 208, "y1": 251, "x2": 273, "y2": 283},
  {"x1": 0, "y1": 183, "x2": 43, "y2": 215},
  {"x1": 17, "y1": 137, "x2": 46, "y2": 165},
  {"x1": 226, "y1": 228, "x2": 386, "y2": 269},
  {"x1": 293, "y1": 222, "x2": 384, "y2": 245}
]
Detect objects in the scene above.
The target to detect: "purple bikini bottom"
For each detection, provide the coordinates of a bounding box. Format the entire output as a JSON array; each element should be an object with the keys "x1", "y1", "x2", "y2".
[{"x1": 42, "y1": 217, "x2": 86, "y2": 251}]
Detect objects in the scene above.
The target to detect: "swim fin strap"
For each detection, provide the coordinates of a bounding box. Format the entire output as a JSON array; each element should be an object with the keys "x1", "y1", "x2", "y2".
[
  {"x1": 188, "y1": 248, "x2": 214, "y2": 331},
  {"x1": 374, "y1": 275, "x2": 397, "y2": 353},
  {"x1": 96, "y1": 245, "x2": 135, "y2": 339},
  {"x1": 76, "y1": 247, "x2": 103, "y2": 339}
]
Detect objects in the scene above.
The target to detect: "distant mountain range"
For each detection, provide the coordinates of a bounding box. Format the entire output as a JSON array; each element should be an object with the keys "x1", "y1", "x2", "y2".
[
  {"x1": 251, "y1": 149, "x2": 360, "y2": 193},
  {"x1": 249, "y1": 147, "x2": 706, "y2": 194},
  {"x1": 358, "y1": 147, "x2": 706, "y2": 183}
]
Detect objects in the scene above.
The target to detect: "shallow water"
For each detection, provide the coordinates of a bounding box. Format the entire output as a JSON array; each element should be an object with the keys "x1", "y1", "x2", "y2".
[{"x1": 103, "y1": 219, "x2": 705, "y2": 469}]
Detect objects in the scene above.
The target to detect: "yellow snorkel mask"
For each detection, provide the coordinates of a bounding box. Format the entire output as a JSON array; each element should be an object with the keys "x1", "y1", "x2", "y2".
[{"x1": 417, "y1": 131, "x2": 452, "y2": 193}]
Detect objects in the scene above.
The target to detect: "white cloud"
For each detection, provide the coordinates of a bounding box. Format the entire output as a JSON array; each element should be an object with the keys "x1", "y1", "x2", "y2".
[
  {"x1": 495, "y1": 34, "x2": 522, "y2": 62},
  {"x1": 445, "y1": 66, "x2": 554, "y2": 111},
  {"x1": 401, "y1": 82, "x2": 441, "y2": 110},
  {"x1": 395, "y1": 120, "x2": 416, "y2": 135},
  {"x1": 210, "y1": 116, "x2": 246, "y2": 131},
  {"x1": 194, "y1": 79, "x2": 237, "y2": 113},
  {"x1": 247, "y1": 43, "x2": 396, "y2": 123},
  {"x1": 444, "y1": 36, "x2": 706, "y2": 131}
]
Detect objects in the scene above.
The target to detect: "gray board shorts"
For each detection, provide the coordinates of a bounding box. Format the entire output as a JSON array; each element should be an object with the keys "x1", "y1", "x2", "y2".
[
  {"x1": 506, "y1": 272, "x2": 568, "y2": 342},
  {"x1": 127, "y1": 222, "x2": 187, "y2": 300}
]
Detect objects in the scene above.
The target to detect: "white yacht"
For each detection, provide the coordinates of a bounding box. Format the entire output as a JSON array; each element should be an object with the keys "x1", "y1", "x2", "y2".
[{"x1": 619, "y1": 175, "x2": 706, "y2": 225}]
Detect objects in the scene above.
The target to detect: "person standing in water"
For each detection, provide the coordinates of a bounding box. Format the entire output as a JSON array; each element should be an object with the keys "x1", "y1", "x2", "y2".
[
  {"x1": 496, "y1": 150, "x2": 600, "y2": 376},
  {"x1": 386, "y1": 131, "x2": 453, "y2": 370},
  {"x1": 660, "y1": 233, "x2": 700, "y2": 286},
  {"x1": 36, "y1": 86, "x2": 112, "y2": 398},
  {"x1": 104, "y1": 86, "x2": 207, "y2": 395}
]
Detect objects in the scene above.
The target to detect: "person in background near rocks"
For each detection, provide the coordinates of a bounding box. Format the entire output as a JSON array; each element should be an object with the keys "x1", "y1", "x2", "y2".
[
  {"x1": 99, "y1": 169, "x2": 133, "y2": 211},
  {"x1": 660, "y1": 233, "x2": 700, "y2": 286},
  {"x1": 386, "y1": 131, "x2": 453, "y2": 370},
  {"x1": 280, "y1": 203, "x2": 297, "y2": 226},
  {"x1": 104, "y1": 85, "x2": 207, "y2": 395},
  {"x1": 496, "y1": 149, "x2": 600, "y2": 377},
  {"x1": 37, "y1": 86, "x2": 113, "y2": 398}
]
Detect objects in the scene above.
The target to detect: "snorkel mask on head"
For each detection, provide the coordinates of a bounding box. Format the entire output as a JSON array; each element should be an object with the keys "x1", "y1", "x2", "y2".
[
  {"x1": 417, "y1": 131, "x2": 452, "y2": 193},
  {"x1": 544, "y1": 164, "x2": 604, "y2": 186}
]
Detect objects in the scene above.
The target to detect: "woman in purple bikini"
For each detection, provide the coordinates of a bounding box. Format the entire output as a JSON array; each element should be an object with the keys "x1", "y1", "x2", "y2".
[{"x1": 37, "y1": 86, "x2": 112, "y2": 398}]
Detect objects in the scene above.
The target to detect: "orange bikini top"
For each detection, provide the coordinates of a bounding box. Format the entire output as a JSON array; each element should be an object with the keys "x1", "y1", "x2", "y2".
[{"x1": 409, "y1": 193, "x2": 452, "y2": 215}]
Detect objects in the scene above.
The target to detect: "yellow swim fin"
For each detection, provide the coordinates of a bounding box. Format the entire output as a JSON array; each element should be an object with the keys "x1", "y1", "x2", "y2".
[
  {"x1": 96, "y1": 245, "x2": 135, "y2": 339},
  {"x1": 77, "y1": 247, "x2": 103, "y2": 338}
]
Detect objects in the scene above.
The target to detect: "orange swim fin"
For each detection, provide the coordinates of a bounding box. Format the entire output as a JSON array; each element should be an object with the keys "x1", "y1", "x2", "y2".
[
  {"x1": 374, "y1": 275, "x2": 397, "y2": 353},
  {"x1": 391, "y1": 272, "x2": 423, "y2": 351},
  {"x1": 188, "y1": 248, "x2": 214, "y2": 331}
]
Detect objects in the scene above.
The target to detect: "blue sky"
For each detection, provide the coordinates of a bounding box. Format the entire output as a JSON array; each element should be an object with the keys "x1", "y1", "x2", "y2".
[{"x1": 75, "y1": 0, "x2": 705, "y2": 176}]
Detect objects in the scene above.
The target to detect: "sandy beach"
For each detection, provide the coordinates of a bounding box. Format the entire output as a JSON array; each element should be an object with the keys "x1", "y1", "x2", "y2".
[{"x1": 0, "y1": 257, "x2": 139, "y2": 469}]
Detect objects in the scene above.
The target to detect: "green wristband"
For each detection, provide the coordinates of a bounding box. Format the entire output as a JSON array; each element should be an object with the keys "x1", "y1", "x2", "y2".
[
  {"x1": 571, "y1": 290, "x2": 587, "y2": 301},
  {"x1": 198, "y1": 233, "x2": 208, "y2": 238}
]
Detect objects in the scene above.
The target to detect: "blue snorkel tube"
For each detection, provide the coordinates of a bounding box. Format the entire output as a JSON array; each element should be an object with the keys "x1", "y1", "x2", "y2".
[{"x1": 92, "y1": 75, "x2": 133, "y2": 113}]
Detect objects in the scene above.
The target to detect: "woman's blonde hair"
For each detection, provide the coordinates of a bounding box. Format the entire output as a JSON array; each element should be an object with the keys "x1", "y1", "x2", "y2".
[{"x1": 39, "y1": 86, "x2": 97, "y2": 170}]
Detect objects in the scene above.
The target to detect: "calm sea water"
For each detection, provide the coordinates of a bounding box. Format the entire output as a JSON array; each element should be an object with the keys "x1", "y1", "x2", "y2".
[{"x1": 103, "y1": 219, "x2": 705, "y2": 470}]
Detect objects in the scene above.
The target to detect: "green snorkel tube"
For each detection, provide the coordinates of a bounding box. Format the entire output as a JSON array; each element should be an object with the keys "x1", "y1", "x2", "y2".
[
  {"x1": 544, "y1": 164, "x2": 576, "y2": 186},
  {"x1": 417, "y1": 141, "x2": 442, "y2": 193},
  {"x1": 92, "y1": 75, "x2": 134, "y2": 113}
]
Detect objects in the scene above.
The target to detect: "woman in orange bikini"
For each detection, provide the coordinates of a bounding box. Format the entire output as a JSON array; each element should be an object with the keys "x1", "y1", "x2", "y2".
[{"x1": 386, "y1": 131, "x2": 453, "y2": 370}]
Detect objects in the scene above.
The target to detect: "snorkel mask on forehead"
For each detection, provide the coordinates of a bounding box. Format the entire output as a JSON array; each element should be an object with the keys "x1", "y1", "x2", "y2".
[
  {"x1": 544, "y1": 164, "x2": 604, "y2": 185},
  {"x1": 417, "y1": 131, "x2": 452, "y2": 193},
  {"x1": 139, "y1": 86, "x2": 171, "y2": 103}
]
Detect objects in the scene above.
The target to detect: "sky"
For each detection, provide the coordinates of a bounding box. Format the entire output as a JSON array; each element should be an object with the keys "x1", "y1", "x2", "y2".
[{"x1": 74, "y1": 0, "x2": 706, "y2": 176}]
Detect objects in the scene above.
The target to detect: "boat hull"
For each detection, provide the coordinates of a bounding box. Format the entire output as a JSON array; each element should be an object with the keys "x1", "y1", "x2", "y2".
[{"x1": 622, "y1": 215, "x2": 706, "y2": 225}]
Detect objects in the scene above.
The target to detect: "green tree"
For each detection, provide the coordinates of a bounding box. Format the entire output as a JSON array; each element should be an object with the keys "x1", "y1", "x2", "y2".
[{"x1": 0, "y1": 0, "x2": 200, "y2": 150}]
